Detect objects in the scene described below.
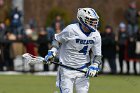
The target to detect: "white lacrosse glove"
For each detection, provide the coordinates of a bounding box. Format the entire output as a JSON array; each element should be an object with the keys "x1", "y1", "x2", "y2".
[
  {"x1": 44, "y1": 50, "x2": 56, "y2": 64},
  {"x1": 86, "y1": 63, "x2": 99, "y2": 77}
]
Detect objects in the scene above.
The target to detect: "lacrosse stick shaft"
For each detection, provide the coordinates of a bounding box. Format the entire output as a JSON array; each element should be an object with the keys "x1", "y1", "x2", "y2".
[
  {"x1": 50, "y1": 61, "x2": 86, "y2": 73},
  {"x1": 50, "y1": 61, "x2": 98, "y2": 77}
]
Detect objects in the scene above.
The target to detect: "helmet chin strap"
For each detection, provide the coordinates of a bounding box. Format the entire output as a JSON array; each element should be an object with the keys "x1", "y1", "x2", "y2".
[{"x1": 80, "y1": 19, "x2": 96, "y2": 32}]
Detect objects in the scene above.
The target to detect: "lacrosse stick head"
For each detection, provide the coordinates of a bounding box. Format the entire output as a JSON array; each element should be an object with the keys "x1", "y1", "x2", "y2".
[
  {"x1": 22, "y1": 53, "x2": 44, "y2": 65},
  {"x1": 22, "y1": 53, "x2": 32, "y2": 59},
  {"x1": 22, "y1": 53, "x2": 33, "y2": 63}
]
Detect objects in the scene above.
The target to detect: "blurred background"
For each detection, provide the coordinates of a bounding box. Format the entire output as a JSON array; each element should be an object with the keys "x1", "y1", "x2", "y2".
[
  {"x1": 0, "y1": 0, "x2": 140, "y2": 74},
  {"x1": 0, "y1": 0, "x2": 140, "y2": 93}
]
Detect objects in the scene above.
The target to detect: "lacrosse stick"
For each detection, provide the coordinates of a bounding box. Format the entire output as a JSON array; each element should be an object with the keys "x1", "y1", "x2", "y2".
[{"x1": 22, "y1": 53, "x2": 87, "y2": 74}]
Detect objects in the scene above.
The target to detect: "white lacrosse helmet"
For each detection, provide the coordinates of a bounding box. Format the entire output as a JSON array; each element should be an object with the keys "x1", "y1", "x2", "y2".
[{"x1": 77, "y1": 8, "x2": 99, "y2": 32}]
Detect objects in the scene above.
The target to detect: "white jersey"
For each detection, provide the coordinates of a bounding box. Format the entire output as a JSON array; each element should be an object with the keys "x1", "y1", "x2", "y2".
[{"x1": 55, "y1": 23, "x2": 101, "y2": 68}]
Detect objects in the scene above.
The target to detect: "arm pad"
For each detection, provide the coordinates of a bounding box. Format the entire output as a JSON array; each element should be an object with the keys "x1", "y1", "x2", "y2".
[
  {"x1": 50, "y1": 39, "x2": 60, "y2": 57},
  {"x1": 93, "y1": 55, "x2": 102, "y2": 66},
  {"x1": 52, "y1": 39, "x2": 60, "y2": 49}
]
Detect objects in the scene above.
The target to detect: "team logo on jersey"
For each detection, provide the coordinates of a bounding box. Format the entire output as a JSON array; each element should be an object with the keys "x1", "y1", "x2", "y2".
[{"x1": 76, "y1": 39, "x2": 94, "y2": 44}]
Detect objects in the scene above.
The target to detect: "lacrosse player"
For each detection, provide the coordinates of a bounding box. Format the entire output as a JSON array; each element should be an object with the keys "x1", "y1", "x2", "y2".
[{"x1": 45, "y1": 8, "x2": 102, "y2": 93}]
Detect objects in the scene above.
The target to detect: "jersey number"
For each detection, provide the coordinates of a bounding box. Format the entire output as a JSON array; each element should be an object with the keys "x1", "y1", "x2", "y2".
[{"x1": 79, "y1": 45, "x2": 88, "y2": 55}]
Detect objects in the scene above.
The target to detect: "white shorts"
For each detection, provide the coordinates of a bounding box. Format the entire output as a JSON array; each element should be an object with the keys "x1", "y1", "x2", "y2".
[{"x1": 56, "y1": 67, "x2": 89, "y2": 93}]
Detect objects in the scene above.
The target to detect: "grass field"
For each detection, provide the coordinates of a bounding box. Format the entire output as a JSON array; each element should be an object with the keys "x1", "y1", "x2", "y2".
[{"x1": 0, "y1": 74, "x2": 139, "y2": 93}]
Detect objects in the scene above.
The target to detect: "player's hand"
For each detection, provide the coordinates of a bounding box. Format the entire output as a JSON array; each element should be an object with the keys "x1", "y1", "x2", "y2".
[
  {"x1": 86, "y1": 63, "x2": 99, "y2": 77},
  {"x1": 44, "y1": 50, "x2": 55, "y2": 64}
]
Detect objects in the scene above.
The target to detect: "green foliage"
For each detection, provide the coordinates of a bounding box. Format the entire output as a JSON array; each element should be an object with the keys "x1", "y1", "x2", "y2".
[
  {"x1": 0, "y1": 0, "x2": 11, "y2": 22},
  {"x1": 96, "y1": 11, "x2": 105, "y2": 32},
  {"x1": 46, "y1": 7, "x2": 71, "y2": 27}
]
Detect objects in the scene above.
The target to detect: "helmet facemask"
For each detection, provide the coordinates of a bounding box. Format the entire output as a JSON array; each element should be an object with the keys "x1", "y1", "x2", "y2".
[{"x1": 84, "y1": 16, "x2": 99, "y2": 31}]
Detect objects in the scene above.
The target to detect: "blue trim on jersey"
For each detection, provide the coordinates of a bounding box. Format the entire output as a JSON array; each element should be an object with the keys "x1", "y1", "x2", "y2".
[
  {"x1": 86, "y1": 69, "x2": 90, "y2": 78},
  {"x1": 59, "y1": 69, "x2": 62, "y2": 93},
  {"x1": 77, "y1": 62, "x2": 91, "y2": 69},
  {"x1": 78, "y1": 65, "x2": 87, "y2": 69},
  {"x1": 79, "y1": 23, "x2": 91, "y2": 36}
]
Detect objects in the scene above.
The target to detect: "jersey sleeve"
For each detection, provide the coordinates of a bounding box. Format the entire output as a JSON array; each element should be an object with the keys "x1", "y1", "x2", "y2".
[
  {"x1": 91, "y1": 33, "x2": 102, "y2": 65},
  {"x1": 92, "y1": 35, "x2": 102, "y2": 56},
  {"x1": 54, "y1": 25, "x2": 71, "y2": 43}
]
